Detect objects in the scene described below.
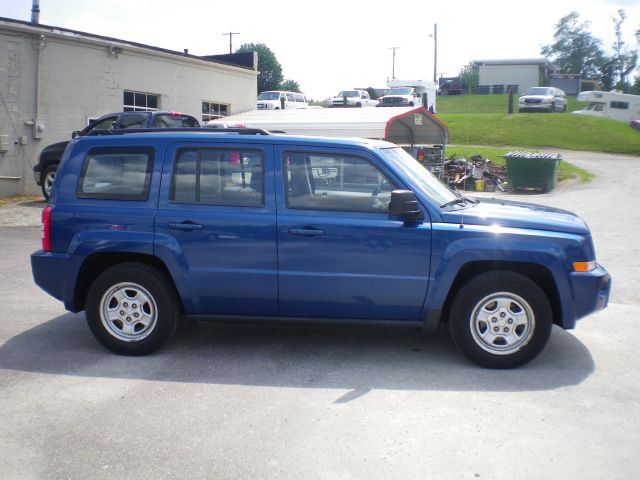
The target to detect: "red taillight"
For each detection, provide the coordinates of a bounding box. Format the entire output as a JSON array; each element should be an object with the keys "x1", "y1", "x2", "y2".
[
  {"x1": 417, "y1": 148, "x2": 425, "y2": 162},
  {"x1": 41, "y1": 205, "x2": 52, "y2": 252}
]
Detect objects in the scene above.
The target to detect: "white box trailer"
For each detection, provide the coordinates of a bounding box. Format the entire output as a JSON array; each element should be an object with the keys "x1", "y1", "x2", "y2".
[
  {"x1": 207, "y1": 106, "x2": 450, "y2": 176},
  {"x1": 208, "y1": 106, "x2": 448, "y2": 145},
  {"x1": 573, "y1": 90, "x2": 640, "y2": 123},
  {"x1": 386, "y1": 79, "x2": 438, "y2": 112}
]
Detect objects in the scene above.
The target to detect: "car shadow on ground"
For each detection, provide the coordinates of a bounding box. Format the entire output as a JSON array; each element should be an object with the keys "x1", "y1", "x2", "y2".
[{"x1": 0, "y1": 313, "x2": 594, "y2": 395}]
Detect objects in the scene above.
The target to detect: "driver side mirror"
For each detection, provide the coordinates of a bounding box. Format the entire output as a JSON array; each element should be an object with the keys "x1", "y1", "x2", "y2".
[
  {"x1": 71, "y1": 131, "x2": 80, "y2": 139},
  {"x1": 389, "y1": 190, "x2": 423, "y2": 222}
]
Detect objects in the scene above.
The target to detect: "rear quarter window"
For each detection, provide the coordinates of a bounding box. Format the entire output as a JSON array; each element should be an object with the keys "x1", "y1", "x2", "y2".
[{"x1": 77, "y1": 147, "x2": 154, "y2": 200}]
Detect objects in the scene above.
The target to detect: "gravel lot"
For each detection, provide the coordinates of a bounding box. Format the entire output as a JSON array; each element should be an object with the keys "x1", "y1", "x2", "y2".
[{"x1": 1, "y1": 150, "x2": 639, "y2": 479}]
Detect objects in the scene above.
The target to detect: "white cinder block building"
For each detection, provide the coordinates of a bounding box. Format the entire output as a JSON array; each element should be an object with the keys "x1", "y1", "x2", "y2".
[
  {"x1": 472, "y1": 58, "x2": 554, "y2": 95},
  {"x1": 0, "y1": 17, "x2": 258, "y2": 197}
]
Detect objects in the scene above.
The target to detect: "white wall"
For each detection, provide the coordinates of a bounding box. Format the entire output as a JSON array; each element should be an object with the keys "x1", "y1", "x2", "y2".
[
  {"x1": 478, "y1": 65, "x2": 540, "y2": 93},
  {"x1": 0, "y1": 22, "x2": 257, "y2": 197}
]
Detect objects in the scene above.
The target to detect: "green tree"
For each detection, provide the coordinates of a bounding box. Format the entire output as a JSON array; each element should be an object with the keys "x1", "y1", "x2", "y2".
[
  {"x1": 630, "y1": 76, "x2": 640, "y2": 95},
  {"x1": 365, "y1": 87, "x2": 378, "y2": 100},
  {"x1": 280, "y1": 79, "x2": 301, "y2": 92},
  {"x1": 541, "y1": 12, "x2": 605, "y2": 78},
  {"x1": 610, "y1": 9, "x2": 638, "y2": 91},
  {"x1": 236, "y1": 43, "x2": 283, "y2": 93},
  {"x1": 459, "y1": 63, "x2": 479, "y2": 93},
  {"x1": 598, "y1": 59, "x2": 616, "y2": 91}
]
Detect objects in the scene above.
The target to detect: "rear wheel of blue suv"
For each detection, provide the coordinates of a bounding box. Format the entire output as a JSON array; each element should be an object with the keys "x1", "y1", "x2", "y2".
[{"x1": 85, "y1": 263, "x2": 180, "y2": 355}]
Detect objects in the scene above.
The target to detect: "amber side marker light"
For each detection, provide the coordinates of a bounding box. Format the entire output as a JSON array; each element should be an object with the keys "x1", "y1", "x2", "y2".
[{"x1": 573, "y1": 261, "x2": 596, "y2": 272}]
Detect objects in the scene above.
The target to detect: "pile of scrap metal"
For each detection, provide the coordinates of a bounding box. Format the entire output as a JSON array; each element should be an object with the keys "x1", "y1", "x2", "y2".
[{"x1": 444, "y1": 154, "x2": 508, "y2": 192}]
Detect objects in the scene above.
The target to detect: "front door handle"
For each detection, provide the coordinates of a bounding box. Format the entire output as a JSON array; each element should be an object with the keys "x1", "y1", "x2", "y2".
[
  {"x1": 288, "y1": 228, "x2": 325, "y2": 236},
  {"x1": 169, "y1": 222, "x2": 203, "y2": 231}
]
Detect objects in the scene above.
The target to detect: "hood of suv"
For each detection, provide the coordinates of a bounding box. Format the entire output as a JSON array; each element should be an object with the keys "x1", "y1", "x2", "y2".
[
  {"x1": 520, "y1": 94, "x2": 553, "y2": 103},
  {"x1": 440, "y1": 198, "x2": 589, "y2": 235},
  {"x1": 40, "y1": 140, "x2": 70, "y2": 158}
]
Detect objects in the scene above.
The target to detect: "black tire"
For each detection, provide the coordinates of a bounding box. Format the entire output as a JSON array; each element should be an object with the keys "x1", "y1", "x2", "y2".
[
  {"x1": 449, "y1": 270, "x2": 553, "y2": 368},
  {"x1": 41, "y1": 164, "x2": 58, "y2": 201},
  {"x1": 356, "y1": 102, "x2": 362, "y2": 108},
  {"x1": 85, "y1": 263, "x2": 180, "y2": 355}
]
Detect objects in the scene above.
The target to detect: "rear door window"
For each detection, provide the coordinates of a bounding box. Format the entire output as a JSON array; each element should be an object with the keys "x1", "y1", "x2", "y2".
[
  {"x1": 152, "y1": 114, "x2": 200, "y2": 128},
  {"x1": 116, "y1": 114, "x2": 148, "y2": 129},
  {"x1": 171, "y1": 148, "x2": 263, "y2": 207}
]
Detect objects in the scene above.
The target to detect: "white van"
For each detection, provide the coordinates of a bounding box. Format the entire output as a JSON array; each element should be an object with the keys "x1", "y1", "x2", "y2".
[{"x1": 257, "y1": 91, "x2": 308, "y2": 110}]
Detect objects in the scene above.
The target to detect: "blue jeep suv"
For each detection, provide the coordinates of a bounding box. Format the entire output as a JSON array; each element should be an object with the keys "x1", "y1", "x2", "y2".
[{"x1": 31, "y1": 129, "x2": 611, "y2": 368}]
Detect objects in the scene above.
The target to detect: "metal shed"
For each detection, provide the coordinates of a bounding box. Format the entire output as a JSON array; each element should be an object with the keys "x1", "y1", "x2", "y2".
[{"x1": 208, "y1": 107, "x2": 449, "y2": 146}]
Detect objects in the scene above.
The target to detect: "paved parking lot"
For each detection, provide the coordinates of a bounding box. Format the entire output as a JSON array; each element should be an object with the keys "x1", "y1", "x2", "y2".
[{"x1": 1, "y1": 150, "x2": 639, "y2": 479}]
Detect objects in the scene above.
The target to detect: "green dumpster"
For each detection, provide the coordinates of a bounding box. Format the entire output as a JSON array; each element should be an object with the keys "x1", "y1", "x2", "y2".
[{"x1": 503, "y1": 152, "x2": 562, "y2": 192}]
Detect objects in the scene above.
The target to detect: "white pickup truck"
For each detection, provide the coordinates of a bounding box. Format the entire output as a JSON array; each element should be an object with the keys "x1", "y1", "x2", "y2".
[{"x1": 330, "y1": 89, "x2": 378, "y2": 108}]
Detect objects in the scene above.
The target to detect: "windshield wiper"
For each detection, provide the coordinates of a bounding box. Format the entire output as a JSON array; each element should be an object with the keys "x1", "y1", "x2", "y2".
[{"x1": 440, "y1": 195, "x2": 479, "y2": 209}]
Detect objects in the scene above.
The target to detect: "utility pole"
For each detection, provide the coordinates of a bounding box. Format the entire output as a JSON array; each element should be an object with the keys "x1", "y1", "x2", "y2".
[
  {"x1": 433, "y1": 23, "x2": 438, "y2": 83},
  {"x1": 223, "y1": 32, "x2": 240, "y2": 54},
  {"x1": 389, "y1": 46, "x2": 400, "y2": 80},
  {"x1": 31, "y1": 0, "x2": 40, "y2": 23}
]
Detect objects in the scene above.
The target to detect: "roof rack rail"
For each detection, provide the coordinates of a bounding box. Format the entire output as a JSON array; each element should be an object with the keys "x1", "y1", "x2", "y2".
[{"x1": 86, "y1": 127, "x2": 272, "y2": 136}]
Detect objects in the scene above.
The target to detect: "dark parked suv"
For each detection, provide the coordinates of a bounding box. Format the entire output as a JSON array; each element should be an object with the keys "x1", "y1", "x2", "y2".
[
  {"x1": 31, "y1": 129, "x2": 610, "y2": 368},
  {"x1": 33, "y1": 111, "x2": 199, "y2": 200}
]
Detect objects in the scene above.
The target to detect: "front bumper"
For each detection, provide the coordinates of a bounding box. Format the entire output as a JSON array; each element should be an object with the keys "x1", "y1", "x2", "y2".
[
  {"x1": 33, "y1": 164, "x2": 42, "y2": 185},
  {"x1": 565, "y1": 264, "x2": 611, "y2": 328},
  {"x1": 330, "y1": 102, "x2": 356, "y2": 107},
  {"x1": 519, "y1": 103, "x2": 553, "y2": 112}
]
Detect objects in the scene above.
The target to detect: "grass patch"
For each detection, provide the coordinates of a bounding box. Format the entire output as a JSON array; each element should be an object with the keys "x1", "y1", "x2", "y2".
[
  {"x1": 434, "y1": 94, "x2": 639, "y2": 156},
  {"x1": 438, "y1": 113, "x2": 640, "y2": 155},
  {"x1": 0, "y1": 195, "x2": 42, "y2": 207},
  {"x1": 437, "y1": 94, "x2": 584, "y2": 114},
  {"x1": 445, "y1": 145, "x2": 593, "y2": 183}
]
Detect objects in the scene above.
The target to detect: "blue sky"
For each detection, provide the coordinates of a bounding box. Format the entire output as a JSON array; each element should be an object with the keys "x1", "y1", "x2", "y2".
[{"x1": 2, "y1": 0, "x2": 639, "y2": 99}]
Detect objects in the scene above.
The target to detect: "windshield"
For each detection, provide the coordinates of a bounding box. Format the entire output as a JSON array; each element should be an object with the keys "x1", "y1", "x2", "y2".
[
  {"x1": 258, "y1": 92, "x2": 281, "y2": 100},
  {"x1": 385, "y1": 88, "x2": 413, "y2": 95},
  {"x1": 526, "y1": 87, "x2": 552, "y2": 96},
  {"x1": 336, "y1": 91, "x2": 359, "y2": 97},
  {"x1": 586, "y1": 102, "x2": 605, "y2": 111},
  {"x1": 381, "y1": 147, "x2": 458, "y2": 207}
]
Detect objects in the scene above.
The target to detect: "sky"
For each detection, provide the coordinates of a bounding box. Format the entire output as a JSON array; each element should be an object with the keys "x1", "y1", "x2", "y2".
[{"x1": 1, "y1": 0, "x2": 639, "y2": 100}]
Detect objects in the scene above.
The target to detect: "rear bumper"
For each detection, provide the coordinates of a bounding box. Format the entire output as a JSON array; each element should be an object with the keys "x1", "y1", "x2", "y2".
[{"x1": 31, "y1": 250, "x2": 74, "y2": 309}]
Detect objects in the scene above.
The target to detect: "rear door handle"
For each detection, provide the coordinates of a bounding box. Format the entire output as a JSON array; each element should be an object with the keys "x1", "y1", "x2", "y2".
[
  {"x1": 288, "y1": 228, "x2": 325, "y2": 236},
  {"x1": 169, "y1": 222, "x2": 203, "y2": 231}
]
